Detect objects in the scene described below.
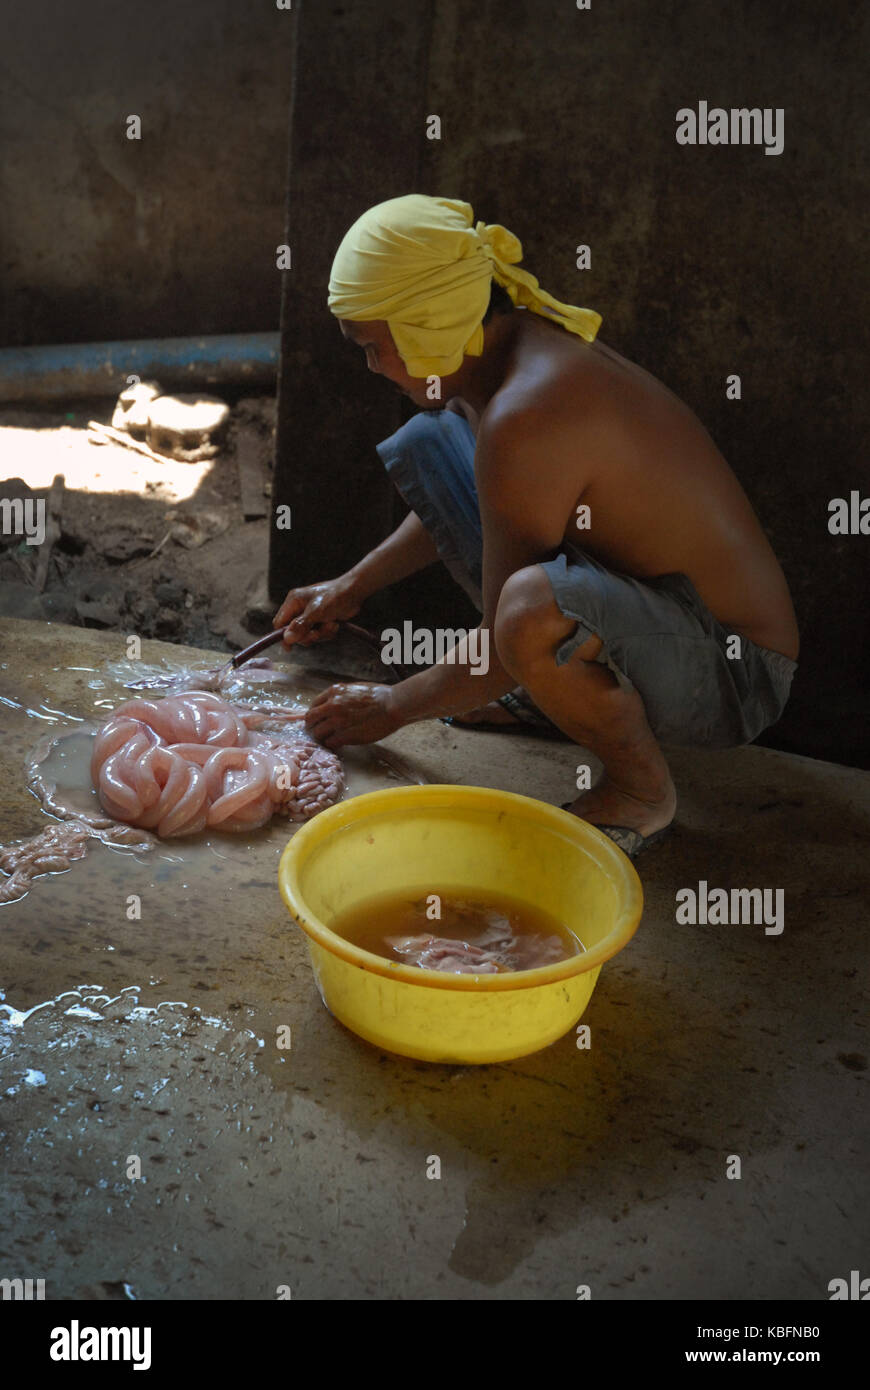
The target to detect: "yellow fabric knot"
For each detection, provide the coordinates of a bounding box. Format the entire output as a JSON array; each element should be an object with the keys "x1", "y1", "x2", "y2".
[
  {"x1": 474, "y1": 219, "x2": 523, "y2": 267},
  {"x1": 328, "y1": 194, "x2": 601, "y2": 379}
]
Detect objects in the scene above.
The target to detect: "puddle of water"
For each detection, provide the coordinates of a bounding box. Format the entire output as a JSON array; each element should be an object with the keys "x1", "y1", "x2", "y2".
[
  {"x1": 0, "y1": 972, "x2": 312, "y2": 1298},
  {"x1": 33, "y1": 708, "x2": 419, "y2": 832},
  {"x1": 0, "y1": 657, "x2": 428, "y2": 1032},
  {"x1": 89, "y1": 656, "x2": 320, "y2": 707}
]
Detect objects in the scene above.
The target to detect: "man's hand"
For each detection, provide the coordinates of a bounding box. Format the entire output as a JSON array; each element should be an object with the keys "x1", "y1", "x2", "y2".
[
  {"x1": 273, "y1": 576, "x2": 361, "y2": 648},
  {"x1": 304, "y1": 682, "x2": 400, "y2": 749}
]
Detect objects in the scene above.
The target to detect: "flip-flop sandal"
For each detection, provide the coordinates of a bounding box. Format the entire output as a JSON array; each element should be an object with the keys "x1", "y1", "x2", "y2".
[
  {"x1": 444, "y1": 689, "x2": 568, "y2": 739},
  {"x1": 559, "y1": 806, "x2": 674, "y2": 860}
]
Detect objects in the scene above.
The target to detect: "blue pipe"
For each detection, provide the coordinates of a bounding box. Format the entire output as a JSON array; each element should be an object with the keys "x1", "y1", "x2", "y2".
[{"x1": 0, "y1": 332, "x2": 280, "y2": 403}]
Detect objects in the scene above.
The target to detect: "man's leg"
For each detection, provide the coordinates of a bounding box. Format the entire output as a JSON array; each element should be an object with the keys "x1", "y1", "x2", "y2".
[
  {"x1": 494, "y1": 565, "x2": 676, "y2": 835},
  {"x1": 376, "y1": 410, "x2": 551, "y2": 727}
]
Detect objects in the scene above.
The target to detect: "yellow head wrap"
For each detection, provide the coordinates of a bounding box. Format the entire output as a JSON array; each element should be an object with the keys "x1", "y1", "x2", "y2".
[{"x1": 327, "y1": 194, "x2": 602, "y2": 378}]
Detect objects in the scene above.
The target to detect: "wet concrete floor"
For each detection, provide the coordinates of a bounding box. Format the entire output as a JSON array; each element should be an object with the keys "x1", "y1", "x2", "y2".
[{"x1": 0, "y1": 617, "x2": 867, "y2": 1299}]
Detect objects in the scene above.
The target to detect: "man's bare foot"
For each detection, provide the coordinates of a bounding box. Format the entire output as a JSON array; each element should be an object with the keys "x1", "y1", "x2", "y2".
[{"x1": 562, "y1": 775, "x2": 676, "y2": 838}]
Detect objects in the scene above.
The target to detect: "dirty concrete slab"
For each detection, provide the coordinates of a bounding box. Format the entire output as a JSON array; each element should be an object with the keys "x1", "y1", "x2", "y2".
[{"x1": 0, "y1": 617, "x2": 867, "y2": 1300}]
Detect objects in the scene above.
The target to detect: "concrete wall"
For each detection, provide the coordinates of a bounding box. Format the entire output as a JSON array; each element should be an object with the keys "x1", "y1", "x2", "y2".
[
  {"x1": 0, "y1": 1, "x2": 295, "y2": 346},
  {"x1": 273, "y1": 0, "x2": 867, "y2": 767}
]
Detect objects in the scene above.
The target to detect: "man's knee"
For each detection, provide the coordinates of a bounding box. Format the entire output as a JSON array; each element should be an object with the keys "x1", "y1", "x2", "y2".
[
  {"x1": 381, "y1": 409, "x2": 474, "y2": 500},
  {"x1": 495, "y1": 566, "x2": 605, "y2": 670},
  {"x1": 383, "y1": 409, "x2": 442, "y2": 460},
  {"x1": 495, "y1": 565, "x2": 602, "y2": 671}
]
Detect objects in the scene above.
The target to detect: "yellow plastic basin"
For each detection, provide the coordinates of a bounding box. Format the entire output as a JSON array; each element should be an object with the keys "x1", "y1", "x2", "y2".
[{"x1": 278, "y1": 784, "x2": 643, "y2": 1064}]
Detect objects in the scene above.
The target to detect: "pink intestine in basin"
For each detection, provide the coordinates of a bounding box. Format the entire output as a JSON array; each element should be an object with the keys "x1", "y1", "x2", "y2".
[{"x1": 90, "y1": 690, "x2": 344, "y2": 837}]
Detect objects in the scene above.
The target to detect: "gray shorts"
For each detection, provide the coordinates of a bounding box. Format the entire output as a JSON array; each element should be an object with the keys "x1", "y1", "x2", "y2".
[
  {"x1": 542, "y1": 545, "x2": 797, "y2": 748},
  {"x1": 377, "y1": 408, "x2": 797, "y2": 750}
]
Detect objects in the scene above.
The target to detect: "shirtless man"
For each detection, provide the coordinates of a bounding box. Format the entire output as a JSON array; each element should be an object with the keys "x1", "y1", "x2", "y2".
[{"x1": 274, "y1": 196, "x2": 799, "y2": 856}]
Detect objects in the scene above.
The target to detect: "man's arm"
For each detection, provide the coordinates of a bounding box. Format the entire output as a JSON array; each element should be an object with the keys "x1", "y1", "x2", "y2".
[
  {"x1": 345, "y1": 509, "x2": 441, "y2": 601},
  {"x1": 275, "y1": 508, "x2": 440, "y2": 637},
  {"x1": 389, "y1": 410, "x2": 573, "y2": 723}
]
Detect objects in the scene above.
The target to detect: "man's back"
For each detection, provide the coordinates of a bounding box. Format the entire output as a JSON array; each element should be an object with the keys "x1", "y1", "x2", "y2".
[{"x1": 469, "y1": 310, "x2": 799, "y2": 659}]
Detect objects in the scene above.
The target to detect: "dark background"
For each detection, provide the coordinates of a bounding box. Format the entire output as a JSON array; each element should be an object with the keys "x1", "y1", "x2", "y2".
[{"x1": 1, "y1": 0, "x2": 866, "y2": 766}]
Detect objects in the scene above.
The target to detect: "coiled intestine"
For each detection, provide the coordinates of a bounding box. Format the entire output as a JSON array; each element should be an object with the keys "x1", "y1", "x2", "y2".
[{"x1": 90, "y1": 690, "x2": 344, "y2": 838}]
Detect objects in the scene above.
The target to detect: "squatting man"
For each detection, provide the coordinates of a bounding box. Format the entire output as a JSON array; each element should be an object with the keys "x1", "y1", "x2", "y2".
[{"x1": 273, "y1": 195, "x2": 799, "y2": 859}]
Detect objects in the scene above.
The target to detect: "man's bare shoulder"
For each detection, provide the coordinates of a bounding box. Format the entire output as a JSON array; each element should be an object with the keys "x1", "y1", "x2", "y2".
[
  {"x1": 473, "y1": 357, "x2": 601, "y2": 519},
  {"x1": 478, "y1": 347, "x2": 601, "y2": 450},
  {"x1": 481, "y1": 320, "x2": 712, "y2": 474}
]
